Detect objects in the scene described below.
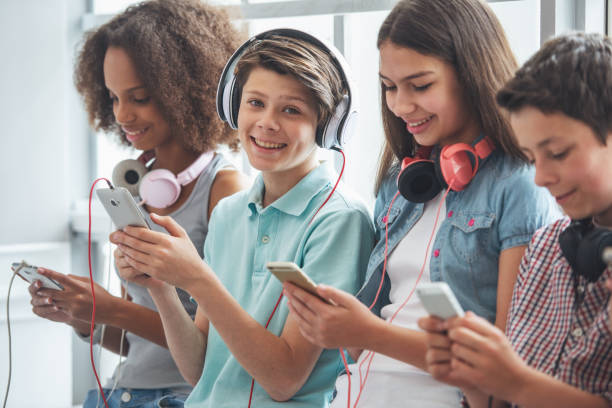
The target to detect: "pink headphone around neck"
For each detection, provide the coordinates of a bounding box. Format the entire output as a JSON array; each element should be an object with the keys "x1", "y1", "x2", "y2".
[
  {"x1": 397, "y1": 136, "x2": 495, "y2": 203},
  {"x1": 112, "y1": 150, "x2": 214, "y2": 209}
]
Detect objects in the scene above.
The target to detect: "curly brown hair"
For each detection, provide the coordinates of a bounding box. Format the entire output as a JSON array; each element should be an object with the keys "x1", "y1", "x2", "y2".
[
  {"x1": 497, "y1": 32, "x2": 612, "y2": 145},
  {"x1": 74, "y1": 0, "x2": 243, "y2": 153}
]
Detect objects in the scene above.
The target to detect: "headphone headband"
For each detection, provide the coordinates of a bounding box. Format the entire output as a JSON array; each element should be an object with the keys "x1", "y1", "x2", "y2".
[{"x1": 216, "y1": 28, "x2": 358, "y2": 149}]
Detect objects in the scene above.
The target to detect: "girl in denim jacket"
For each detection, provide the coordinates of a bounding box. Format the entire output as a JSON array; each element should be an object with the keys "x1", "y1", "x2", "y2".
[{"x1": 284, "y1": 0, "x2": 559, "y2": 406}]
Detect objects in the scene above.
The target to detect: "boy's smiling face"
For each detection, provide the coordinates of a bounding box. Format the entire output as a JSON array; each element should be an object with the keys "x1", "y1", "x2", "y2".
[
  {"x1": 511, "y1": 107, "x2": 612, "y2": 225},
  {"x1": 238, "y1": 66, "x2": 319, "y2": 182}
]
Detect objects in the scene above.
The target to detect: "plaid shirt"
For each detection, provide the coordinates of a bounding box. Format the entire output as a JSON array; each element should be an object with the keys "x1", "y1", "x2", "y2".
[{"x1": 506, "y1": 217, "x2": 612, "y2": 405}]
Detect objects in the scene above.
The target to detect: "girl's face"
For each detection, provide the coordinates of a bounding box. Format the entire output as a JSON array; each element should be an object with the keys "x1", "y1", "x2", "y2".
[
  {"x1": 237, "y1": 66, "x2": 319, "y2": 180},
  {"x1": 379, "y1": 41, "x2": 480, "y2": 147},
  {"x1": 103, "y1": 46, "x2": 172, "y2": 151},
  {"x1": 511, "y1": 107, "x2": 612, "y2": 226}
]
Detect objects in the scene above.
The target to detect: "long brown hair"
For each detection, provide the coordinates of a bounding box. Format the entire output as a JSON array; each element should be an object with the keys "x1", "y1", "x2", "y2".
[
  {"x1": 74, "y1": 0, "x2": 243, "y2": 153},
  {"x1": 375, "y1": 0, "x2": 523, "y2": 193}
]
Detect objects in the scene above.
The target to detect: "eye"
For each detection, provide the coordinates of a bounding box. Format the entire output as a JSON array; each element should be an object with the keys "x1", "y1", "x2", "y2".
[
  {"x1": 283, "y1": 106, "x2": 300, "y2": 115},
  {"x1": 550, "y1": 148, "x2": 570, "y2": 160},
  {"x1": 382, "y1": 82, "x2": 396, "y2": 92},
  {"x1": 133, "y1": 96, "x2": 150, "y2": 104},
  {"x1": 247, "y1": 99, "x2": 264, "y2": 108},
  {"x1": 413, "y1": 83, "x2": 432, "y2": 92}
]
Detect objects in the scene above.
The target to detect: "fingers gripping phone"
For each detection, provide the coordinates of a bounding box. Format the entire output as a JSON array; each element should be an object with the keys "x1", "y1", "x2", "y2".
[
  {"x1": 96, "y1": 186, "x2": 150, "y2": 230},
  {"x1": 267, "y1": 261, "x2": 330, "y2": 303},
  {"x1": 416, "y1": 282, "x2": 464, "y2": 320},
  {"x1": 10, "y1": 261, "x2": 64, "y2": 291}
]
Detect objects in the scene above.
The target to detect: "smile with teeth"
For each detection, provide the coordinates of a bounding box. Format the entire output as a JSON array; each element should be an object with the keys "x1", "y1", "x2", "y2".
[
  {"x1": 407, "y1": 115, "x2": 434, "y2": 127},
  {"x1": 252, "y1": 136, "x2": 286, "y2": 149}
]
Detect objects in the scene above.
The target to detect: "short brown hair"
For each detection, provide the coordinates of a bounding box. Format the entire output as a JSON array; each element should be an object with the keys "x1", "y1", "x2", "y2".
[
  {"x1": 375, "y1": 0, "x2": 522, "y2": 192},
  {"x1": 497, "y1": 32, "x2": 612, "y2": 145},
  {"x1": 233, "y1": 34, "x2": 346, "y2": 128},
  {"x1": 74, "y1": 0, "x2": 243, "y2": 153}
]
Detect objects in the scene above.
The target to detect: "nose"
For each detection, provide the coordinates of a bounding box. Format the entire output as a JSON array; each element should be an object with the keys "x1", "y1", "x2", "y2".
[
  {"x1": 257, "y1": 108, "x2": 280, "y2": 132},
  {"x1": 533, "y1": 160, "x2": 557, "y2": 187},
  {"x1": 386, "y1": 88, "x2": 417, "y2": 119},
  {"x1": 114, "y1": 99, "x2": 136, "y2": 125}
]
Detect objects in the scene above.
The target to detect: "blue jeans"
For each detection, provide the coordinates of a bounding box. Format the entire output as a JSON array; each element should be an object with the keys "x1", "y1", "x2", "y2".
[{"x1": 82, "y1": 387, "x2": 187, "y2": 408}]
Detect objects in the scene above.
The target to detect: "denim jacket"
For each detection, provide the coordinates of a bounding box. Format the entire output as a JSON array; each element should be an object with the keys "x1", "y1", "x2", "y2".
[{"x1": 356, "y1": 149, "x2": 560, "y2": 323}]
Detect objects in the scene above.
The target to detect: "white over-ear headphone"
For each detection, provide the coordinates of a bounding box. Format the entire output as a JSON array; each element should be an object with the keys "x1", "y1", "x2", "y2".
[
  {"x1": 112, "y1": 151, "x2": 214, "y2": 208},
  {"x1": 216, "y1": 28, "x2": 359, "y2": 149}
]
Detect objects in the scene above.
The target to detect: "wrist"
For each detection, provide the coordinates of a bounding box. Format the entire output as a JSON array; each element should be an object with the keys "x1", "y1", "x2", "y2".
[
  {"x1": 183, "y1": 262, "x2": 214, "y2": 295},
  {"x1": 508, "y1": 363, "x2": 537, "y2": 405}
]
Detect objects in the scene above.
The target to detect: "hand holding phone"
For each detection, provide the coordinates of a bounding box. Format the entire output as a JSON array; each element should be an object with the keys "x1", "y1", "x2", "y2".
[
  {"x1": 96, "y1": 186, "x2": 150, "y2": 230},
  {"x1": 267, "y1": 261, "x2": 331, "y2": 304},
  {"x1": 11, "y1": 261, "x2": 64, "y2": 291},
  {"x1": 416, "y1": 282, "x2": 464, "y2": 320}
]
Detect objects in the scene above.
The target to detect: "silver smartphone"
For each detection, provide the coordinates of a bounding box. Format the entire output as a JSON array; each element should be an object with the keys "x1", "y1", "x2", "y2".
[
  {"x1": 10, "y1": 261, "x2": 64, "y2": 290},
  {"x1": 96, "y1": 186, "x2": 150, "y2": 230},
  {"x1": 267, "y1": 261, "x2": 331, "y2": 303},
  {"x1": 416, "y1": 282, "x2": 465, "y2": 320}
]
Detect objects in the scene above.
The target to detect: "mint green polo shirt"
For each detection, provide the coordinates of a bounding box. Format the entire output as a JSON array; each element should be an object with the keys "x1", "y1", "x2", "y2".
[{"x1": 185, "y1": 163, "x2": 375, "y2": 407}]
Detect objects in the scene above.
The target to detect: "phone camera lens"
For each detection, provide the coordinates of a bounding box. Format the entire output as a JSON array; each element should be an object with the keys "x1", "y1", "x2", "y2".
[{"x1": 110, "y1": 199, "x2": 120, "y2": 207}]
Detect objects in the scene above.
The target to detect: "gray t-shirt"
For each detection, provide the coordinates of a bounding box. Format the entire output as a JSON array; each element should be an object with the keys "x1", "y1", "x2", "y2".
[{"x1": 110, "y1": 153, "x2": 233, "y2": 391}]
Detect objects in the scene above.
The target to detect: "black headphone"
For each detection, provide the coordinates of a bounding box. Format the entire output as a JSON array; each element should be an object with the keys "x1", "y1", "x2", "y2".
[
  {"x1": 215, "y1": 28, "x2": 358, "y2": 149},
  {"x1": 559, "y1": 219, "x2": 612, "y2": 282}
]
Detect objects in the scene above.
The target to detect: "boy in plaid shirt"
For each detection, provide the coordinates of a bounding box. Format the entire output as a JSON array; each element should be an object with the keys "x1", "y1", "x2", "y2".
[{"x1": 419, "y1": 32, "x2": 612, "y2": 408}]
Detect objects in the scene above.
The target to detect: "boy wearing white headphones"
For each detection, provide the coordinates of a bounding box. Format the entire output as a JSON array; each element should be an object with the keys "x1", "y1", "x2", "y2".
[
  {"x1": 111, "y1": 29, "x2": 374, "y2": 407},
  {"x1": 419, "y1": 32, "x2": 612, "y2": 408}
]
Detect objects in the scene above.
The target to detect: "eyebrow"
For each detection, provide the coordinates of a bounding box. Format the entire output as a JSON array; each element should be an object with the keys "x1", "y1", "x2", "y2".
[
  {"x1": 242, "y1": 89, "x2": 310, "y2": 104},
  {"x1": 379, "y1": 71, "x2": 434, "y2": 82},
  {"x1": 106, "y1": 85, "x2": 147, "y2": 93}
]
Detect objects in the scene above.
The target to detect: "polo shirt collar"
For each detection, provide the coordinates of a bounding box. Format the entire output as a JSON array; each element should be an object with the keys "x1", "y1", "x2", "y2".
[{"x1": 247, "y1": 163, "x2": 332, "y2": 217}]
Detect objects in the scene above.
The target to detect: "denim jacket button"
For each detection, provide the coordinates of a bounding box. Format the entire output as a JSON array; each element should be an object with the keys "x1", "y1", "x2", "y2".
[
  {"x1": 468, "y1": 219, "x2": 475, "y2": 227},
  {"x1": 121, "y1": 391, "x2": 132, "y2": 403},
  {"x1": 433, "y1": 249, "x2": 440, "y2": 257},
  {"x1": 447, "y1": 211, "x2": 453, "y2": 218}
]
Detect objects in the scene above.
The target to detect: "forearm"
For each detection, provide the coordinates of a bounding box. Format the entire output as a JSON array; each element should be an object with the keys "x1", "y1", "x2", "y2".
[
  {"x1": 149, "y1": 286, "x2": 206, "y2": 386},
  {"x1": 99, "y1": 326, "x2": 130, "y2": 356},
  {"x1": 360, "y1": 319, "x2": 428, "y2": 370},
  {"x1": 190, "y1": 272, "x2": 318, "y2": 401},
  {"x1": 512, "y1": 366, "x2": 609, "y2": 408},
  {"x1": 97, "y1": 296, "x2": 167, "y2": 348}
]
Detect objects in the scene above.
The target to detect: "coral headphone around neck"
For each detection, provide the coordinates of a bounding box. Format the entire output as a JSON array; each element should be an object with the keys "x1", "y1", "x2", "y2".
[
  {"x1": 112, "y1": 151, "x2": 214, "y2": 209},
  {"x1": 216, "y1": 28, "x2": 358, "y2": 149},
  {"x1": 397, "y1": 136, "x2": 495, "y2": 203},
  {"x1": 559, "y1": 218, "x2": 612, "y2": 282}
]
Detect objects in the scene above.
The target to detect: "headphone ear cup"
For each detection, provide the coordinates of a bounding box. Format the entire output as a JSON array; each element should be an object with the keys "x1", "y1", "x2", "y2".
[
  {"x1": 112, "y1": 159, "x2": 148, "y2": 196},
  {"x1": 139, "y1": 169, "x2": 181, "y2": 209},
  {"x1": 397, "y1": 160, "x2": 441, "y2": 203},
  {"x1": 438, "y1": 144, "x2": 478, "y2": 191},
  {"x1": 229, "y1": 77, "x2": 241, "y2": 129},
  {"x1": 318, "y1": 95, "x2": 349, "y2": 149},
  {"x1": 573, "y1": 228, "x2": 612, "y2": 282},
  {"x1": 222, "y1": 77, "x2": 239, "y2": 130}
]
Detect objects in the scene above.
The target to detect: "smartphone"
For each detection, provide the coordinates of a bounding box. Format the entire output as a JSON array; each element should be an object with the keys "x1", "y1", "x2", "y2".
[
  {"x1": 10, "y1": 261, "x2": 64, "y2": 290},
  {"x1": 96, "y1": 186, "x2": 150, "y2": 230},
  {"x1": 267, "y1": 261, "x2": 330, "y2": 303},
  {"x1": 416, "y1": 282, "x2": 464, "y2": 320}
]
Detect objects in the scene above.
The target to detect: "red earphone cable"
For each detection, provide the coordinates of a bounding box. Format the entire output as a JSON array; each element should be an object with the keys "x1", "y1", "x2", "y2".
[
  {"x1": 247, "y1": 148, "x2": 346, "y2": 408},
  {"x1": 349, "y1": 185, "x2": 452, "y2": 408},
  {"x1": 88, "y1": 178, "x2": 112, "y2": 408}
]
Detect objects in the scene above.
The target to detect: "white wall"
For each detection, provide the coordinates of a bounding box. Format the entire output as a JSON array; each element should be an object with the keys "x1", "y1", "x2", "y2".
[{"x1": 0, "y1": 0, "x2": 90, "y2": 407}]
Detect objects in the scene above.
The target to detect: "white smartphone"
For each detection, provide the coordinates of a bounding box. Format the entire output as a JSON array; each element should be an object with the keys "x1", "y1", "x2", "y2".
[
  {"x1": 267, "y1": 261, "x2": 330, "y2": 303},
  {"x1": 416, "y1": 282, "x2": 464, "y2": 320},
  {"x1": 96, "y1": 186, "x2": 150, "y2": 230},
  {"x1": 10, "y1": 261, "x2": 64, "y2": 291}
]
